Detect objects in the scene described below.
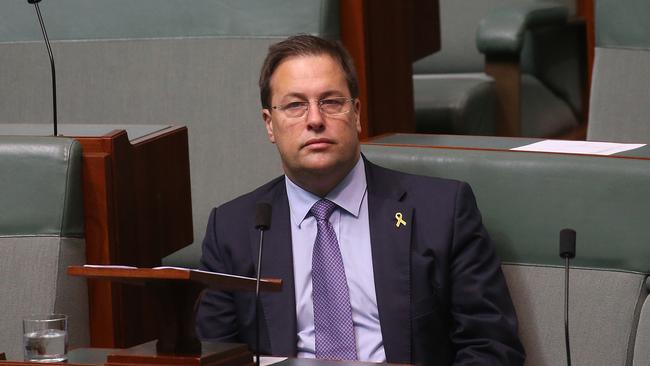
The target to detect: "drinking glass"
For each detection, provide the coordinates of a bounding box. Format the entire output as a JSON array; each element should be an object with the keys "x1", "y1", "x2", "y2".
[{"x1": 23, "y1": 314, "x2": 68, "y2": 362}]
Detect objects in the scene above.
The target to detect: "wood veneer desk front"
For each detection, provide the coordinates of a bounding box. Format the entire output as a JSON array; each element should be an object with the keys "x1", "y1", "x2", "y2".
[{"x1": 0, "y1": 124, "x2": 193, "y2": 348}]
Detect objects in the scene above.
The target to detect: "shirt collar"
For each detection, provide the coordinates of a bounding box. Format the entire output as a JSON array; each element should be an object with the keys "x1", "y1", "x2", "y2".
[{"x1": 285, "y1": 157, "x2": 367, "y2": 227}]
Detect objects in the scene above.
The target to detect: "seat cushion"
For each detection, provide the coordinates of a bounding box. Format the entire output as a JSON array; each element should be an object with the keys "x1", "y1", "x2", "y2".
[
  {"x1": 504, "y1": 265, "x2": 646, "y2": 366},
  {"x1": 0, "y1": 237, "x2": 89, "y2": 360},
  {"x1": 413, "y1": 73, "x2": 497, "y2": 135},
  {"x1": 520, "y1": 74, "x2": 579, "y2": 137}
]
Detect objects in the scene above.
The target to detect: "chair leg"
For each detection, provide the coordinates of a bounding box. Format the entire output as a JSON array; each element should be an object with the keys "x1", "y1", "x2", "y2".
[{"x1": 485, "y1": 55, "x2": 521, "y2": 137}]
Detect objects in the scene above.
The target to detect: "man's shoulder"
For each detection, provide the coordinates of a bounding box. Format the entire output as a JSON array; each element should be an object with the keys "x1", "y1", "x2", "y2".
[{"x1": 366, "y1": 158, "x2": 464, "y2": 194}]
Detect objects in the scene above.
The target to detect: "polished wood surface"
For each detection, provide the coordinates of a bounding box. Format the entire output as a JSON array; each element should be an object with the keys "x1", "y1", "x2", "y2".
[
  {"x1": 67, "y1": 267, "x2": 276, "y2": 364},
  {"x1": 105, "y1": 341, "x2": 253, "y2": 366},
  {"x1": 340, "y1": 0, "x2": 440, "y2": 139},
  {"x1": 484, "y1": 55, "x2": 521, "y2": 137},
  {"x1": 73, "y1": 126, "x2": 193, "y2": 348},
  {"x1": 68, "y1": 266, "x2": 282, "y2": 292}
]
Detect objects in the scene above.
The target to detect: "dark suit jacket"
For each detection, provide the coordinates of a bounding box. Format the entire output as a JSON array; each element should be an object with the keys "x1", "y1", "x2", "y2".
[{"x1": 197, "y1": 158, "x2": 525, "y2": 365}]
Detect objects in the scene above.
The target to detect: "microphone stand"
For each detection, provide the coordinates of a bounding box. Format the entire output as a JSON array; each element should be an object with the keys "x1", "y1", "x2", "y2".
[
  {"x1": 563, "y1": 255, "x2": 572, "y2": 366},
  {"x1": 29, "y1": 0, "x2": 58, "y2": 136},
  {"x1": 254, "y1": 203, "x2": 271, "y2": 366},
  {"x1": 559, "y1": 228, "x2": 576, "y2": 366}
]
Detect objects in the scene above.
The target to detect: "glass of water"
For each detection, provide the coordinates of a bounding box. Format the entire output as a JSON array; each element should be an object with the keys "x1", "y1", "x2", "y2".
[{"x1": 23, "y1": 314, "x2": 68, "y2": 362}]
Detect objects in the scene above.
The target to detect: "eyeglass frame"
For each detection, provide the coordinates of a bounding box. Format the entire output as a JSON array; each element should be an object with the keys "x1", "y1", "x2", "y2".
[{"x1": 268, "y1": 97, "x2": 357, "y2": 118}]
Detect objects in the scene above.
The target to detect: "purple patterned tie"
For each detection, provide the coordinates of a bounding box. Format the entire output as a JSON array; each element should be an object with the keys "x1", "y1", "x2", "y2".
[{"x1": 310, "y1": 199, "x2": 358, "y2": 360}]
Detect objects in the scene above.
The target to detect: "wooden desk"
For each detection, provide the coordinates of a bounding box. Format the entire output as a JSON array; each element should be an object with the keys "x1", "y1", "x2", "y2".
[
  {"x1": 0, "y1": 124, "x2": 194, "y2": 348},
  {"x1": 74, "y1": 125, "x2": 193, "y2": 348}
]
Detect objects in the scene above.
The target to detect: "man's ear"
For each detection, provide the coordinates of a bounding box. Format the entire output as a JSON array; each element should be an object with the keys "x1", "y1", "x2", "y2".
[
  {"x1": 354, "y1": 99, "x2": 362, "y2": 134},
  {"x1": 262, "y1": 109, "x2": 276, "y2": 143}
]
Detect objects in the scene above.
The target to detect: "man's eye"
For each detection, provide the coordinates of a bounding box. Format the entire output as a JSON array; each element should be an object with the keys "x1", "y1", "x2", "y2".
[
  {"x1": 284, "y1": 102, "x2": 307, "y2": 110},
  {"x1": 321, "y1": 98, "x2": 345, "y2": 106}
]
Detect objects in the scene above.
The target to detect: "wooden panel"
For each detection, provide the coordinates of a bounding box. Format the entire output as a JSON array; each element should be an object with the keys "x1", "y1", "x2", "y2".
[
  {"x1": 79, "y1": 150, "x2": 118, "y2": 347},
  {"x1": 412, "y1": 0, "x2": 441, "y2": 61},
  {"x1": 74, "y1": 126, "x2": 193, "y2": 348},
  {"x1": 485, "y1": 56, "x2": 521, "y2": 137},
  {"x1": 341, "y1": 0, "x2": 440, "y2": 139}
]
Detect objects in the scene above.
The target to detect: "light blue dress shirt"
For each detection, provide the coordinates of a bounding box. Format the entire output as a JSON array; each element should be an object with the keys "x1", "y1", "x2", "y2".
[{"x1": 285, "y1": 158, "x2": 386, "y2": 362}]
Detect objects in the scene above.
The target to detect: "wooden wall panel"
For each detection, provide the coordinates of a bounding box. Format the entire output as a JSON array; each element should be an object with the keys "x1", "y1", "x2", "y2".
[{"x1": 341, "y1": 0, "x2": 440, "y2": 139}]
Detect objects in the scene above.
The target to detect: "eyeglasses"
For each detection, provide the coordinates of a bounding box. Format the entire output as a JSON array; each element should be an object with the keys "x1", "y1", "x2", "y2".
[{"x1": 270, "y1": 97, "x2": 355, "y2": 118}]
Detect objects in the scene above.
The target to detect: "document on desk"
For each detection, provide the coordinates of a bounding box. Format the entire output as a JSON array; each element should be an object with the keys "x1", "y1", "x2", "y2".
[{"x1": 511, "y1": 140, "x2": 646, "y2": 155}]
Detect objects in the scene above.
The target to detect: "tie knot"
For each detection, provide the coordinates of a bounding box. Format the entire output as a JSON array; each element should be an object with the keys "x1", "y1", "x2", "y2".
[{"x1": 310, "y1": 199, "x2": 337, "y2": 221}]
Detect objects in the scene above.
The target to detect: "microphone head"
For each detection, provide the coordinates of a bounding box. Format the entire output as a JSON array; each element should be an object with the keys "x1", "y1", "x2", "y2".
[
  {"x1": 27, "y1": 0, "x2": 42, "y2": 4},
  {"x1": 255, "y1": 202, "x2": 272, "y2": 231},
  {"x1": 559, "y1": 228, "x2": 576, "y2": 259}
]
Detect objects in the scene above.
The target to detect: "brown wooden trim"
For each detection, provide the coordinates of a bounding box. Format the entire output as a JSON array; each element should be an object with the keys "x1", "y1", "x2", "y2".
[
  {"x1": 341, "y1": 1, "x2": 440, "y2": 138},
  {"x1": 577, "y1": 0, "x2": 595, "y2": 89},
  {"x1": 485, "y1": 55, "x2": 521, "y2": 137},
  {"x1": 70, "y1": 126, "x2": 193, "y2": 348},
  {"x1": 362, "y1": 140, "x2": 650, "y2": 161},
  {"x1": 79, "y1": 150, "x2": 118, "y2": 347},
  {"x1": 340, "y1": 0, "x2": 370, "y2": 140}
]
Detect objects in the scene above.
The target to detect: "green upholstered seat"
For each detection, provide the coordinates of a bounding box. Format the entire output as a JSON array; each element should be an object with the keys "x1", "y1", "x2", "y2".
[
  {"x1": 586, "y1": 0, "x2": 650, "y2": 143},
  {"x1": 413, "y1": 0, "x2": 584, "y2": 137},
  {"x1": 361, "y1": 142, "x2": 650, "y2": 365},
  {"x1": 0, "y1": 136, "x2": 89, "y2": 360}
]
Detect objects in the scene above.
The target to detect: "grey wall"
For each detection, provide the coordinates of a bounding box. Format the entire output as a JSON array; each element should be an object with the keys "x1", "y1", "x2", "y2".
[
  {"x1": 1, "y1": 0, "x2": 340, "y2": 41},
  {"x1": 0, "y1": 37, "x2": 284, "y2": 264},
  {"x1": 0, "y1": 0, "x2": 341, "y2": 264}
]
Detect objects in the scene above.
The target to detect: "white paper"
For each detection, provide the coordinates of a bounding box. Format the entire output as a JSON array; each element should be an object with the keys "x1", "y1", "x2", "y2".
[
  {"x1": 258, "y1": 356, "x2": 288, "y2": 366},
  {"x1": 83, "y1": 264, "x2": 137, "y2": 269},
  {"x1": 510, "y1": 140, "x2": 645, "y2": 155}
]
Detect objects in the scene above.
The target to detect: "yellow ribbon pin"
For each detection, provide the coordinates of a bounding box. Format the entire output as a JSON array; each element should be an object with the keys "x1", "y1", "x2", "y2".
[{"x1": 395, "y1": 212, "x2": 406, "y2": 227}]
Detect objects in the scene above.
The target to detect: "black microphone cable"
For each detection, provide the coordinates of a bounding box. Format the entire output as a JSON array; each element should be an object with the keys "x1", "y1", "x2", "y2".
[
  {"x1": 27, "y1": 0, "x2": 58, "y2": 136},
  {"x1": 254, "y1": 203, "x2": 272, "y2": 366},
  {"x1": 559, "y1": 228, "x2": 576, "y2": 366}
]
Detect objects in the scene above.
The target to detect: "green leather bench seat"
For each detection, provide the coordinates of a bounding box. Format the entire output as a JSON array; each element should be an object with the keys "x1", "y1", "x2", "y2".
[
  {"x1": 0, "y1": 136, "x2": 89, "y2": 360},
  {"x1": 360, "y1": 143, "x2": 650, "y2": 365}
]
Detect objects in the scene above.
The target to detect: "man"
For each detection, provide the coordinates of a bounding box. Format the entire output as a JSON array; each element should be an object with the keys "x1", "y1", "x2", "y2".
[{"x1": 197, "y1": 35, "x2": 525, "y2": 365}]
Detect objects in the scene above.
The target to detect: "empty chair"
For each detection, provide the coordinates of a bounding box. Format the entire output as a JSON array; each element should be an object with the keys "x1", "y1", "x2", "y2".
[
  {"x1": 414, "y1": 0, "x2": 585, "y2": 137},
  {"x1": 0, "y1": 136, "x2": 89, "y2": 360},
  {"x1": 586, "y1": 0, "x2": 650, "y2": 143}
]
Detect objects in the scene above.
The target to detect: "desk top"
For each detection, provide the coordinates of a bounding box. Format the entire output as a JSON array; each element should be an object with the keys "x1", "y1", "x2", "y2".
[
  {"x1": 0, "y1": 124, "x2": 172, "y2": 142},
  {"x1": 365, "y1": 133, "x2": 650, "y2": 159},
  {"x1": 0, "y1": 349, "x2": 403, "y2": 366}
]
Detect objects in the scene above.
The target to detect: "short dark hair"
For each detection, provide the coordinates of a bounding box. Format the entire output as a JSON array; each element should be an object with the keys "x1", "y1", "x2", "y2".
[{"x1": 259, "y1": 34, "x2": 359, "y2": 109}]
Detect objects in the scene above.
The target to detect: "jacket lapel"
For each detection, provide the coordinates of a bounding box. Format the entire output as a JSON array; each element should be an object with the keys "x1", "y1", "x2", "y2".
[
  {"x1": 365, "y1": 160, "x2": 413, "y2": 364},
  {"x1": 249, "y1": 182, "x2": 297, "y2": 356}
]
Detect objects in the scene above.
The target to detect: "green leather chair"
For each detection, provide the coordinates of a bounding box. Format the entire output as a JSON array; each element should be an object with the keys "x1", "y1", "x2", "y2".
[
  {"x1": 414, "y1": 0, "x2": 585, "y2": 137},
  {"x1": 0, "y1": 136, "x2": 89, "y2": 360},
  {"x1": 586, "y1": 0, "x2": 650, "y2": 143},
  {"x1": 361, "y1": 143, "x2": 650, "y2": 366}
]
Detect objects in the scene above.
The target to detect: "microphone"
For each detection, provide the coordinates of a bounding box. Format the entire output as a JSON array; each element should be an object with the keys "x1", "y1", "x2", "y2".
[
  {"x1": 559, "y1": 228, "x2": 576, "y2": 366},
  {"x1": 27, "y1": 0, "x2": 58, "y2": 136},
  {"x1": 254, "y1": 203, "x2": 272, "y2": 366}
]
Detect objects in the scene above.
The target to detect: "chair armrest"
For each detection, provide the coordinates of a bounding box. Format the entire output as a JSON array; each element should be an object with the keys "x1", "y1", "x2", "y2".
[{"x1": 477, "y1": 1, "x2": 569, "y2": 54}]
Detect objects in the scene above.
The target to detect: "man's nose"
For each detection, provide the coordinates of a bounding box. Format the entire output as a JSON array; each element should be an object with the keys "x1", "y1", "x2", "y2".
[{"x1": 306, "y1": 100, "x2": 325, "y2": 129}]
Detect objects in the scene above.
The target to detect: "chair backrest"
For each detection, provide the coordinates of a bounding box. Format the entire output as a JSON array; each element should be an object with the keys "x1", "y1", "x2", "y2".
[
  {"x1": 361, "y1": 142, "x2": 650, "y2": 365},
  {"x1": 413, "y1": 0, "x2": 577, "y2": 74},
  {"x1": 0, "y1": 136, "x2": 89, "y2": 360},
  {"x1": 587, "y1": 0, "x2": 650, "y2": 143}
]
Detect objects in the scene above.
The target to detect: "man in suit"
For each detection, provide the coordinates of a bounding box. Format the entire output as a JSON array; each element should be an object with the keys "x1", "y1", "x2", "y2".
[{"x1": 197, "y1": 35, "x2": 525, "y2": 365}]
